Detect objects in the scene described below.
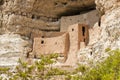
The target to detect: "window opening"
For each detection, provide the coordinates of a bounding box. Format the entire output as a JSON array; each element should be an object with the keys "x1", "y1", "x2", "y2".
[{"x1": 82, "y1": 27, "x2": 85, "y2": 36}]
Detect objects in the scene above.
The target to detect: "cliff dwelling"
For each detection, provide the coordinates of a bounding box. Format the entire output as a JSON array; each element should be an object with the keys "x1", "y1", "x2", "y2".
[
  {"x1": 32, "y1": 24, "x2": 89, "y2": 63},
  {"x1": 0, "y1": 0, "x2": 99, "y2": 67},
  {"x1": 0, "y1": 0, "x2": 120, "y2": 80}
]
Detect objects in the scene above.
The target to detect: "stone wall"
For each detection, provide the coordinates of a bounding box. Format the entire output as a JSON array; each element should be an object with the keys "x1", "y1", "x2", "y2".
[
  {"x1": 33, "y1": 33, "x2": 69, "y2": 59},
  {"x1": 65, "y1": 24, "x2": 89, "y2": 65},
  {"x1": 68, "y1": 24, "x2": 89, "y2": 53},
  {"x1": 32, "y1": 24, "x2": 89, "y2": 64},
  {"x1": 60, "y1": 10, "x2": 99, "y2": 32}
]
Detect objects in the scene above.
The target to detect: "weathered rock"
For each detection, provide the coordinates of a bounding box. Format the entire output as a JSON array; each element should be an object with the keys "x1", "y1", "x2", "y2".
[
  {"x1": 95, "y1": 0, "x2": 120, "y2": 51},
  {"x1": 2, "y1": 0, "x2": 95, "y2": 18},
  {"x1": 60, "y1": 10, "x2": 99, "y2": 32},
  {"x1": 2, "y1": 14, "x2": 60, "y2": 36},
  {"x1": 78, "y1": 0, "x2": 120, "y2": 66},
  {"x1": 0, "y1": 33, "x2": 31, "y2": 67},
  {"x1": 0, "y1": 0, "x2": 95, "y2": 36},
  {"x1": 95, "y1": 0, "x2": 120, "y2": 15}
]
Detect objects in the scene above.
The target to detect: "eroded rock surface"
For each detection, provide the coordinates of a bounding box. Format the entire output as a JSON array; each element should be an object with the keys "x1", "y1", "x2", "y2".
[
  {"x1": 78, "y1": 0, "x2": 120, "y2": 66},
  {"x1": 60, "y1": 10, "x2": 99, "y2": 32},
  {"x1": 2, "y1": 0, "x2": 95, "y2": 18},
  {"x1": 0, "y1": 33, "x2": 31, "y2": 66},
  {"x1": 0, "y1": 0, "x2": 97, "y2": 67},
  {"x1": 0, "y1": 0, "x2": 95, "y2": 36}
]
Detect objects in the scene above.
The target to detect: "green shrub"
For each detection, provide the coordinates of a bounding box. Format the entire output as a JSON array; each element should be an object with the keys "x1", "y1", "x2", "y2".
[
  {"x1": 1, "y1": 49, "x2": 120, "y2": 80},
  {"x1": 81, "y1": 49, "x2": 120, "y2": 80},
  {"x1": 105, "y1": 48, "x2": 111, "y2": 52},
  {"x1": 0, "y1": 53, "x2": 68, "y2": 80}
]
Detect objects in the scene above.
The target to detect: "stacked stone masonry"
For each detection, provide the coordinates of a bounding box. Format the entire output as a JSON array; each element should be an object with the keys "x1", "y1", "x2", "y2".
[{"x1": 32, "y1": 24, "x2": 89, "y2": 62}]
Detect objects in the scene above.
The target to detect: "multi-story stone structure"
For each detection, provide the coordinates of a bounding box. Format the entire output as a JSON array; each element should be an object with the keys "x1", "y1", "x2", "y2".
[{"x1": 32, "y1": 24, "x2": 89, "y2": 63}]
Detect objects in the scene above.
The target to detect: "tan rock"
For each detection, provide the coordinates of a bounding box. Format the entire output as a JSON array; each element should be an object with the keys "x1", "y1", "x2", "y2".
[
  {"x1": 0, "y1": 33, "x2": 31, "y2": 66},
  {"x1": 0, "y1": 0, "x2": 96, "y2": 36},
  {"x1": 77, "y1": 0, "x2": 120, "y2": 66},
  {"x1": 2, "y1": 0, "x2": 95, "y2": 18},
  {"x1": 95, "y1": 0, "x2": 120, "y2": 15},
  {"x1": 60, "y1": 10, "x2": 99, "y2": 32}
]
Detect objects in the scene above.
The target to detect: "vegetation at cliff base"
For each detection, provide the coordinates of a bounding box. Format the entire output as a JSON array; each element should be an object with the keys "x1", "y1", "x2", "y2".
[
  {"x1": 80, "y1": 49, "x2": 120, "y2": 80},
  {"x1": 1, "y1": 49, "x2": 120, "y2": 80},
  {"x1": 0, "y1": 54, "x2": 68, "y2": 80}
]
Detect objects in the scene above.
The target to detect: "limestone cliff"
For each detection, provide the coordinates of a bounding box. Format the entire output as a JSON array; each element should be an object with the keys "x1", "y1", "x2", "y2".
[
  {"x1": 0, "y1": 33, "x2": 31, "y2": 66},
  {"x1": 78, "y1": 0, "x2": 120, "y2": 66},
  {"x1": 0, "y1": 0, "x2": 96, "y2": 66},
  {"x1": 0, "y1": 0, "x2": 95, "y2": 36}
]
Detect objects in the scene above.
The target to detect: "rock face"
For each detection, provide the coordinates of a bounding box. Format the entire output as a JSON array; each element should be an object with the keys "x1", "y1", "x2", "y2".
[
  {"x1": 2, "y1": 0, "x2": 95, "y2": 18},
  {"x1": 0, "y1": 0, "x2": 119, "y2": 68},
  {"x1": 0, "y1": 0, "x2": 97, "y2": 67},
  {"x1": 95, "y1": 0, "x2": 120, "y2": 15},
  {"x1": 95, "y1": 0, "x2": 120, "y2": 52},
  {"x1": 0, "y1": 0, "x2": 95, "y2": 36},
  {"x1": 60, "y1": 10, "x2": 99, "y2": 32},
  {"x1": 78, "y1": 0, "x2": 120, "y2": 66},
  {"x1": 0, "y1": 33, "x2": 31, "y2": 66}
]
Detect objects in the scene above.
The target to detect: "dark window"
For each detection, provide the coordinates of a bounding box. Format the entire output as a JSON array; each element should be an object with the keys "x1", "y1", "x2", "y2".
[
  {"x1": 54, "y1": 2, "x2": 58, "y2": 6},
  {"x1": 62, "y1": 2, "x2": 67, "y2": 5},
  {"x1": 34, "y1": 55, "x2": 36, "y2": 58},
  {"x1": 82, "y1": 27, "x2": 85, "y2": 36},
  {"x1": 32, "y1": 15, "x2": 35, "y2": 19},
  {"x1": 90, "y1": 52, "x2": 92, "y2": 55},
  {"x1": 41, "y1": 40, "x2": 44, "y2": 44},
  {"x1": 72, "y1": 28, "x2": 74, "y2": 31},
  {"x1": 42, "y1": 36, "x2": 44, "y2": 38},
  {"x1": 84, "y1": 39, "x2": 85, "y2": 42}
]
